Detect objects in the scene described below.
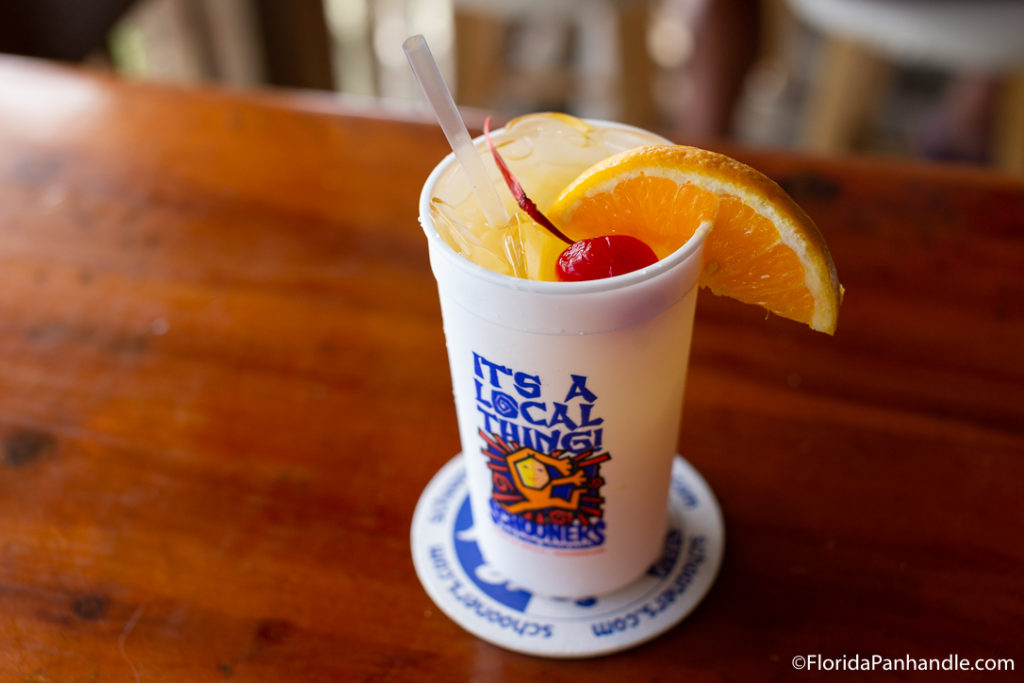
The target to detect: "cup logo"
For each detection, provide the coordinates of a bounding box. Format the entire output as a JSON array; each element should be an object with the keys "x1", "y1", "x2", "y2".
[{"x1": 473, "y1": 352, "x2": 610, "y2": 551}]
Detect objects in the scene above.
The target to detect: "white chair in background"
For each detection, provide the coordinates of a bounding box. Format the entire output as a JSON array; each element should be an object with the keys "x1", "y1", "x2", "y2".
[
  {"x1": 786, "y1": 0, "x2": 1024, "y2": 171},
  {"x1": 452, "y1": 0, "x2": 656, "y2": 127}
]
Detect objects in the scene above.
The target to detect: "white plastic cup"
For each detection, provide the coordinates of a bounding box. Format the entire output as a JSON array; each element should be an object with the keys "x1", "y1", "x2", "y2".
[{"x1": 419, "y1": 129, "x2": 708, "y2": 598}]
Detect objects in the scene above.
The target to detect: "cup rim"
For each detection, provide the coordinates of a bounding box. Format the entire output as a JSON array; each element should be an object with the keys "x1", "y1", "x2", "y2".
[{"x1": 418, "y1": 121, "x2": 709, "y2": 296}]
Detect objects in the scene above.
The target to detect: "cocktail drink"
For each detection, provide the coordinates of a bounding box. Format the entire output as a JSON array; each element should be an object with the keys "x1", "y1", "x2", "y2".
[
  {"x1": 419, "y1": 107, "x2": 842, "y2": 598},
  {"x1": 421, "y1": 115, "x2": 710, "y2": 597},
  {"x1": 427, "y1": 114, "x2": 668, "y2": 281}
]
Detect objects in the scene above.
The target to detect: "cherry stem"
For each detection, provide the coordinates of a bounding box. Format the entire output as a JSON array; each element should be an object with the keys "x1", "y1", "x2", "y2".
[{"x1": 483, "y1": 118, "x2": 574, "y2": 246}]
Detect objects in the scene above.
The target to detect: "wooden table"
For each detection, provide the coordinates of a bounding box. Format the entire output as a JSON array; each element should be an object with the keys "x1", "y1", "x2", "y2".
[{"x1": 1, "y1": 56, "x2": 1021, "y2": 681}]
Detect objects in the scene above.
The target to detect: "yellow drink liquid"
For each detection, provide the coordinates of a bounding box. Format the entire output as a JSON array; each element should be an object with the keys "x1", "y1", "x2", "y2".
[{"x1": 427, "y1": 114, "x2": 667, "y2": 281}]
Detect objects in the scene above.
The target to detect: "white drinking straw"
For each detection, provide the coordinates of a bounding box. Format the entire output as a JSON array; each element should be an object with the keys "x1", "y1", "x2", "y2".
[{"x1": 403, "y1": 34, "x2": 509, "y2": 227}]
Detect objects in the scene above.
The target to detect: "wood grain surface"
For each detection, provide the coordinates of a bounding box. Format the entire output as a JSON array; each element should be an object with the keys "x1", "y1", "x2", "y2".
[{"x1": 1, "y1": 55, "x2": 1021, "y2": 681}]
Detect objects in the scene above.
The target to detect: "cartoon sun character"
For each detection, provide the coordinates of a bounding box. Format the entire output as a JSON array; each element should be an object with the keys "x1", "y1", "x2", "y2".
[{"x1": 500, "y1": 447, "x2": 587, "y2": 515}]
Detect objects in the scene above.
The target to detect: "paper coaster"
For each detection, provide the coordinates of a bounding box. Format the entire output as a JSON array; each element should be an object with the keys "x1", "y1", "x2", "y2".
[{"x1": 411, "y1": 453, "x2": 725, "y2": 658}]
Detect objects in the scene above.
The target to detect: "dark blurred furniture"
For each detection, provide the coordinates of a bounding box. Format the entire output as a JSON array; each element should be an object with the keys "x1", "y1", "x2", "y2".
[
  {"x1": 0, "y1": 0, "x2": 333, "y2": 89},
  {"x1": 0, "y1": 0, "x2": 139, "y2": 60}
]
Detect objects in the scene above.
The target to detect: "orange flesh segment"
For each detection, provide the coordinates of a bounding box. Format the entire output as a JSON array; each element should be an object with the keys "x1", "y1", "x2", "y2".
[
  {"x1": 546, "y1": 144, "x2": 842, "y2": 333},
  {"x1": 560, "y1": 177, "x2": 719, "y2": 259},
  {"x1": 702, "y1": 197, "x2": 815, "y2": 324}
]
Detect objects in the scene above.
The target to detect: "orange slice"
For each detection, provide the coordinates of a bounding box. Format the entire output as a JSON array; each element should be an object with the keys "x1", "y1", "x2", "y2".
[{"x1": 546, "y1": 145, "x2": 843, "y2": 334}]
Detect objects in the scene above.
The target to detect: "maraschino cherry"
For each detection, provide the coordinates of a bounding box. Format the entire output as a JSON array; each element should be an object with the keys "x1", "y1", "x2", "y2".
[
  {"x1": 483, "y1": 119, "x2": 658, "y2": 282},
  {"x1": 555, "y1": 235, "x2": 658, "y2": 281}
]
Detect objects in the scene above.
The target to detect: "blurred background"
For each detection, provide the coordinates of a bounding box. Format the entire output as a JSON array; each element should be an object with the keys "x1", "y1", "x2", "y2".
[{"x1": 1, "y1": 0, "x2": 1022, "y2": 172}]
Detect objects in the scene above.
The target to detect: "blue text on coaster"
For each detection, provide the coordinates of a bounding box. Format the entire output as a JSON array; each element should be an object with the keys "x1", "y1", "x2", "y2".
[{"x1": 411, "y1": 454, "x2": 725, "y2": 658}]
